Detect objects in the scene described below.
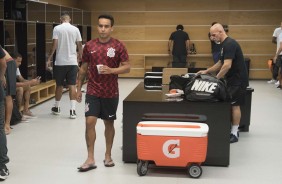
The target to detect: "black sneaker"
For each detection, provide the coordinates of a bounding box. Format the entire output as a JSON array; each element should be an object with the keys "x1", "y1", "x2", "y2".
[
  {"x1": 51, "y1": 107, "x2": 61, "y2": 115},
  {"x1": 0, "y1": 166, "x2": 9, "y2": 181},
  {"x1": 230, "y1": 134, "x2": 239, "y2": 143},
  {"x1": 70, "y1": 110, "x2": 77, "y2": 119}
]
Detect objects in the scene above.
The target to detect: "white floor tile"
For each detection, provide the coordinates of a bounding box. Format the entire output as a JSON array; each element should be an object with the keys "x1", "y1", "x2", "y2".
[{"x1": 5, "y1": 79, "x2": 282, "y2": 184}]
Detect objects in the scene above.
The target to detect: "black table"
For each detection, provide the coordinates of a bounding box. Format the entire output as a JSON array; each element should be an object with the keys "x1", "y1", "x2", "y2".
[{"x1": 123, "y1": 82, "x2": 231, "y2": 166}]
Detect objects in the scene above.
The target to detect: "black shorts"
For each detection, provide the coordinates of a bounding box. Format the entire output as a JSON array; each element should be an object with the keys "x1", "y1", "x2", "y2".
[
  {"x1": 275, "y1": 55, "x2": 282, "y2": 73},
  {"x1": 85, "y1": 94, "x2": 119, "y2": 120},
  {"x1": 227, "y1": 86, "x2": 246, "y2": 106},
  {"x1": 5, "y1": 60, "x2": 17, "y2": 96},
  {"x1": 53, "y1": 65, "x2": 78, "y2": 86}
]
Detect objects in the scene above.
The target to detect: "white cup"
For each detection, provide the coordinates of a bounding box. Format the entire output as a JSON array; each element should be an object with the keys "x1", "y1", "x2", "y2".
[{"x1": 97, "y1": 64, "x2": 103, "y2": 74}]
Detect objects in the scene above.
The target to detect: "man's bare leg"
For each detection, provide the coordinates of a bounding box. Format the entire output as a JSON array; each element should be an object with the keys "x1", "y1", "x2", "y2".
[
  {"x1": 80, "y1": 116, "x2": 98, "y2": 168},
  {"x1": 68, "y1": 85, "x2": 77, "y2": 100},
  {"x1": 16, "y1": 87, "x2": 23, "y2": 109},
  {"x1": 4, "y1": 96, "x2": 13, "y2": 135},
  {"x1": 55, "y1": 86, "x2": 63, "y2": 101},
  {"x1": 23, "y1": 86, "x2": 31, "y2": 112},
  {"x1": 232, "y1": 106, "x2": 241, "y2": 127},
  {"x1": 104, "y1": 120, "x2": 115, "y2": 165}
]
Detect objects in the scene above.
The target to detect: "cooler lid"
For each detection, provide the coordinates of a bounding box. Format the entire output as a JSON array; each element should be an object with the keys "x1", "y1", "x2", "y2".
[{"x1": 137, "y1": 121, "x2": 209, "y2": 137}]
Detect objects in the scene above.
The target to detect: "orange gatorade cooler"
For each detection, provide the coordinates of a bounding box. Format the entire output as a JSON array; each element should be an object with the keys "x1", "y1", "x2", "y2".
[{"x1": 136, "y1": 121, "x2": 209, "y2": 178}]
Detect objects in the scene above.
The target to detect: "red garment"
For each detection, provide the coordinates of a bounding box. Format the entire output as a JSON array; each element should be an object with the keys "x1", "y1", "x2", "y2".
[{"x1": 82, "y1": 38, "x2": 129, "y2": 98}]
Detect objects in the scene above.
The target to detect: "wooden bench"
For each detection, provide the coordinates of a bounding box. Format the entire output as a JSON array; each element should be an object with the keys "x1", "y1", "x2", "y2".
[{"x1": 19, "y1": 80, "x2": 57, "y2": 111}]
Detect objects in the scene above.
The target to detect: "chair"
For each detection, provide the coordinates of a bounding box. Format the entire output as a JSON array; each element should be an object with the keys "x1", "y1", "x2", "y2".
[{"x1": 162, "y1": 68, "x2": 188, "y2": 85}]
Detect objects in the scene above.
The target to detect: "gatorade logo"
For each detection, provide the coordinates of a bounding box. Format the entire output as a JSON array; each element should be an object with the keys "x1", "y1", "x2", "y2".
[
  {"x1": 191, "y1": 79, "x2": 218, "y2": 93},
  {"x1": 162, "y1": 140, "x2": 180, "y2": 158}
]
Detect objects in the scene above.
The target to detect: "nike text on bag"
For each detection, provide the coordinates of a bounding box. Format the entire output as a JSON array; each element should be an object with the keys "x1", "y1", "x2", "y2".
[{"x1": 184, "y1": 74, "x2": 228, "y2": 102}]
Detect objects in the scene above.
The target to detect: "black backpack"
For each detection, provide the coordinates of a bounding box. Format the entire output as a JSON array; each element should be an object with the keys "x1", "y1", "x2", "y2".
[{"x1": 184, "y1": 74, "x2": 229, "y2": 102}]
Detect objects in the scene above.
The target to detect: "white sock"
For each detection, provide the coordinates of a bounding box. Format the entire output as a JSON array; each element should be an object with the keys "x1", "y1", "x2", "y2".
[
  {"x1": 231, "y1": 125, "x2": 239, "y2": 136},
  {"x1": 70, "y1": 100, "x2": 76, "y2": 110},
  {"x1": 54, "y1": 101, "x2": 60, "y2": 107}
]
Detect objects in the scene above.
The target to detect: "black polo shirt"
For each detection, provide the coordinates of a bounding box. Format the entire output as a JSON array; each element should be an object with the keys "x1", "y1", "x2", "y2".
[{"x1": 220, "y1": 37, "x2": 249, "y2": 88}]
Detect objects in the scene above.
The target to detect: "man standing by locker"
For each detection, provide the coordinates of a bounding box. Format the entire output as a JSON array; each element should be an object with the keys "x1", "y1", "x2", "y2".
[{"x1": 0, "y1": 45, "x2": 9, "y2": 181}]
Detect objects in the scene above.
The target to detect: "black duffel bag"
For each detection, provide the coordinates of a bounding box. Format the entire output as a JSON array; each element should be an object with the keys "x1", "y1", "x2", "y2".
[
  {"x1": 184, "y1": 74, "x2": 228, "y2": 102},
  {"x1": 169, "y1": 74, "x2": 194, "y2": 90}
]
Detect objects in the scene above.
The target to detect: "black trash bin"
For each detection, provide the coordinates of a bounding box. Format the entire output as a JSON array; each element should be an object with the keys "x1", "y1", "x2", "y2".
[
  {"x1": 239, "y1": 87, "x2": 254, "y2": 132},
  {"x1": 244, "y1": 57, "x2": 250, "y2": 78}
]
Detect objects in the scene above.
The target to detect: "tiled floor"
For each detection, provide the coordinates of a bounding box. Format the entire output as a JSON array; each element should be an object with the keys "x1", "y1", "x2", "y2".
[{"x1": 5, "y1": 79, "x2": 282, "y2": 184}]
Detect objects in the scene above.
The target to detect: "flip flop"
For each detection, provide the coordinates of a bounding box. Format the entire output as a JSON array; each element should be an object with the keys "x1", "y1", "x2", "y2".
[
  {"x1": 77, "y1": 164, "x2": 97, "y2": 172},
  {"x1": 103, "y1": 160, "x2": 115, "y2": 167}
]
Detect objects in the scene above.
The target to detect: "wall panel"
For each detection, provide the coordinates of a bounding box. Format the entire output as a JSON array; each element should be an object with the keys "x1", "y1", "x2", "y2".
[
  {"x1": 239, "y1": 41, "x2": 275, "y2": 54},
  {"x1": 228, "y1": 11, "x2": 282, "y2": 25},
  {"x1": 228, "y1": 25, "x2": 275, "y2": 40},
  {"x1": 230, "y1": 0, "x2": 282, "y2": 10},
  {"x1": 92, "y1": 12, "x2": 146, "y2": 25},
  {"x1": 78, "y1": 0, "x2": 282, "y2": 79},
  {"x1": 145, "y1": 0, "x2": 229, "y2": 11},
  {"x1": 128, "y1": 55, "x2": 145, "y2": 68},
  {"x1": 119, "y1": 69, "x2": 145, "y2": 78},
  {"x1": 113, "y1": 25, "x2": 276, "y2": 41},
  {"x1": 249, "y1": 70, "x2": 271, "y2": 79},
  {"x1": 45, "y1": 0, "x2": 78, "y2": 7}
]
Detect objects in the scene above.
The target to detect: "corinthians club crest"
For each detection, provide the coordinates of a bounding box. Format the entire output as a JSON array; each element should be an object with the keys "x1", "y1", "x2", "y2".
[{"x1": 107, "y1": 47, "x2": 115, "y2": 58}]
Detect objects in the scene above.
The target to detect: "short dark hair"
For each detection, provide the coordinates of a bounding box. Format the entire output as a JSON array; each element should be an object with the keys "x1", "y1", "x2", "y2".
[
  {"x1": 61, "y1": 11, "x2": 70, "y2": 18},
  {"x1": 222, "y1": 24, "x2": 229, "y2": 33},
  {"x1": 176, "y1": 24, "x2": 184, "y2": 30},
  {"x1": 11, "y1": 52, "x2": 22, "y2": 59},
  {"x1": 211, "y1": 22, "x2": 218, "y2": 26},
  {"x1": 98, "y1": 14, "x2": 114, "y2": 26}
]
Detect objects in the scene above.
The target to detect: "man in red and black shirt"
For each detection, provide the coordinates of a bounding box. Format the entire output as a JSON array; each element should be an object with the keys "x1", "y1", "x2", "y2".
[{"x1": 76, "y1": 14, "x2": 130, "y2": 172}]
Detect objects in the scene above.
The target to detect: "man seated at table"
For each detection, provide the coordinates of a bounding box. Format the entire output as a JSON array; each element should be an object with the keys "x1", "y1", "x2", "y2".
[{"x1": 12, "y1": 53, "x2": 40, "y2": 118}]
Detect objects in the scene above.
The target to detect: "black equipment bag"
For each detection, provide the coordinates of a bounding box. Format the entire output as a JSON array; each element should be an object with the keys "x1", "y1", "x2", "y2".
[
  {"x1": 169, "y1": 74, "x2": 195, "y2": 90},
  {"x1": 184, "y1": 74, "x2": 228, "y2": 102},
  {"x1": 142, "y1": 113, "x2": 207, "y2": 123},
  {"x1": 10, "y1": 99, "x2": 22, "y2": 125}
]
